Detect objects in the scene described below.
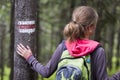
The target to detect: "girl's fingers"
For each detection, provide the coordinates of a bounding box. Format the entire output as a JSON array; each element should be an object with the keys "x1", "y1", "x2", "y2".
[
  {"x1": 17, "y1": 50, "x2": 23, "y2": 57},
  {"x1": 17, "y1": 46, "x2": 23, "y2": 53},
  {"x1": 19, "y1": 43, "x2": 27, "y2": 50},
  {"x1": 17, "y1": 44, "x2": 28, "y2": 51},
  {"x1": 17, "y1": 45, "x2": 22, "y2": 50},
  {"x1": 17, "y1": 45, "x2": 25, "y2": 52},
  {"x1": 27, "y1": 45, "x2": 31, "y2": 50}
]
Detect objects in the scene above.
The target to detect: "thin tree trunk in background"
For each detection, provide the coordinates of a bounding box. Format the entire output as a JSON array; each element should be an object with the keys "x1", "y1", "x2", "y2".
[
  {"x1": 80, "y1": 0, "x2": 87, "y2": 5},
  {"x1": 0, "y1": 24, "x2": 5, "y2": 80},
  {"x1": 114, "y1": 1, "x2": 120, "y2": 69},
  {"x1": 58, "y1": 8, "x2": 68, "y2": 42},
  {"x1": 38, "y1": 1, "x2": 44, "y2": 80},
  {"x1": 107, "y1": 3, "x2": 116, "y2": 70},
  {"x1": 9, "y1": 0, "x2": 15, "y2": 80},
  {"x1": 14, "y1": 0, "x2": 37, "y2": 80},
  {"x1": 107, "y1": 24, "x2": 115, "y2": 70},
  {"x1": 58, "y1": 0, "x2": 76, "y2": 42},
  {"x1": 116, "y1": 29, "x2": 120, "y2": 68},
  {"x1": 69, "y1": 0, "x2": 76, "y2": 20},
  {"x1": 35, "y1": 0, "x2": 40, "y2": 79},
  {"x1": 1, "y1": 28, "x2": 5, "y2": 80},
  {"x1": 101, "y1": 27, "x2": 107, "y2": 47},
  {"x1": 94, "y1": 0, "x2": 103, "y2": 41},
  {"x1": 36, "y1": 0, "x2": 40, "y2": 61},
  {"x1": 0, "y1": 26, "x2": 1, "y2": 80},
  {"x1": 0, "y1": 29, "x2": 3, "y2": 80}
]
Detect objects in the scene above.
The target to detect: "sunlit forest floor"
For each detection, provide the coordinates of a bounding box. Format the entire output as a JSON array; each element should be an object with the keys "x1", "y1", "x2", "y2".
[{"x1": 0, "y1": 57, "x2": 120, "y2": 80}]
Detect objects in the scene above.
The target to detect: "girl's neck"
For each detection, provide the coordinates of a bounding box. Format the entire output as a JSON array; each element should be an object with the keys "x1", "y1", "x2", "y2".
[{"x1": 66, "y1": 37, "x2": 90, "y2": 43}]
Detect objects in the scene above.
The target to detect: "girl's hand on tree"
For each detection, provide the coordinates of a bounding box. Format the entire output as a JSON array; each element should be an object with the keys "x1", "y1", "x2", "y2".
[{"x1": 17, "y1": 43, "x2": 33, "y2": 60}]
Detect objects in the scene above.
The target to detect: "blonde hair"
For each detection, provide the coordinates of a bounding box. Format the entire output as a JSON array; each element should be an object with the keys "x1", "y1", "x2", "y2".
[{"x1": 63, "y1": 6, "x2": 98, "y2": 41}]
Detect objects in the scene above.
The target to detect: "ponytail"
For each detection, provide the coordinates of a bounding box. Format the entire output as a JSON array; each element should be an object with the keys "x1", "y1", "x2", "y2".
[{"x1": 63, "y1": 21, "x2": 85, "y2": 41}]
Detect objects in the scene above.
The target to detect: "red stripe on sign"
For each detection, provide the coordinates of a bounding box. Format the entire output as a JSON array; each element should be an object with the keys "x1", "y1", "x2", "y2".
[{"x1": 18, "y1": 24, "x2": 35, "y2": 29}]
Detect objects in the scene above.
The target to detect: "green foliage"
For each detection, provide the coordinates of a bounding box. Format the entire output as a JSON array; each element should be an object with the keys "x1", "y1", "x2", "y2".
[
  {"x1": 108, "y1": 57, "x2": 120, "y2": 76},
  {"x1": 0, "y1": 0, "x2": 11, "y2": 24},
  {"x1": 0, "y1": 66, "x2": 10, "y2": 80}
]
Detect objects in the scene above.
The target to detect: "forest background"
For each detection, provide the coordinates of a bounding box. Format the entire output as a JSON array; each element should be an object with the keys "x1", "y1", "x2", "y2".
[{"x1": 0, "y1": 0, "x2": 120, "y2": 80}]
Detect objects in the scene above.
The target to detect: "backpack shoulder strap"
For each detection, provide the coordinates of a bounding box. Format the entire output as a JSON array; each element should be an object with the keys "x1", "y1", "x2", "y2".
[{"x1": 82, "y1": 57, "x2": 89, "y2": 80}]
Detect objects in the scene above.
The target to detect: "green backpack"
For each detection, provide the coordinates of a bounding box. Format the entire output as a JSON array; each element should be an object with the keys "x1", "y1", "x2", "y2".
[{"x1": 56, "y1": 45, "x2": 90, "y2": 80}]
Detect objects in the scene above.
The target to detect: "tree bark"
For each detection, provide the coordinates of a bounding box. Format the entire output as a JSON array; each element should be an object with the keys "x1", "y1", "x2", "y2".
[
  {"x1": 14, "y1": 0, "x2": 37, "y2": 80},
  {"x1": 34, "y1": 0, "x2": 40, "y2": 79},
  {"x1": 9, "y1": 0, "x2": 15, "y2": 80}
]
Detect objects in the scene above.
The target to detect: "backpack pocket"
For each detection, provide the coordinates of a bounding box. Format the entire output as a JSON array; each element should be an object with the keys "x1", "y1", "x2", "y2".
[{"x1": 56, "y1": 65, "x2": 82, "y2": 80}]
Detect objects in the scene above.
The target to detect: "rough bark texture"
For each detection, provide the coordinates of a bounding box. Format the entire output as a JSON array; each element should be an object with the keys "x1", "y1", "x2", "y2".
[
  {"x1": 14, "y1": 0, "x2": 37, "y2": 80},
  {"x1": 9, "y1": 0, "x2": 15, "y2": 80}
]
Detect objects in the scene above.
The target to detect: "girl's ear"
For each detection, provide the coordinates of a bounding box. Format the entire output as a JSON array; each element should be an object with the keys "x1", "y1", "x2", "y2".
[
  {"x1": 86, "y1": 24, "x2": 96, "y2": 35},
  {"x1": 86, "y1": 24, "x2": 94, "y2": 31},
  {"x1": 89, "y1": 24, "x2": 96, "y2": 31},
  {"x1": 84, "y1": 24, "x2": 96, "y2": 38}
]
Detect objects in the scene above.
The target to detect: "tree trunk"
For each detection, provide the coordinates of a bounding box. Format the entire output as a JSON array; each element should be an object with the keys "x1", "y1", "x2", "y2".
[
  {"x1": 107, "y1": 24, "x2": 115, "y2": 70},
  {"x1": 14, "y1": 0, "x2": 37, "y2": 80},
  {"x1": 34, "y1": 0, "x2": 40, "y2": 79},
  {"x1": 94, "y1": 0, "x2": 103, "y2": 42},
  {"x1": 80, "y1": 0, "x2": 87, "y2": 5},
  {"x1": 107, "y1": 2, "x2": 117, "y2": 70},
  {"x1": 9, "y1": 0, "x2": 15, "y2": 80},
  {"x1": 0, "y1": 24, "x2": 5, "y2": 80},
  {"x1": 58, "y1": 0, "x2": 76, "y2": 42},
  {"x1": 0, "y1": 26, "x2": 1, "y2": 80},
  {"x1": 116, "y1": 29, "x2": 120, "y2": 68}
]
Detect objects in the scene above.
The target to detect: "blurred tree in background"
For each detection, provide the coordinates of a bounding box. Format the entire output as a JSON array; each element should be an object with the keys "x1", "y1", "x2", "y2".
[{"x1": 0, "y1": 0, "x2": 120, "y2": 80}]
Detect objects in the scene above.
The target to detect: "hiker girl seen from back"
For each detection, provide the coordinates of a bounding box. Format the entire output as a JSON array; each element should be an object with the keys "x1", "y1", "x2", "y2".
[{"x1": 17, "y1": 6, "x2": 120, "y2": 80}]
